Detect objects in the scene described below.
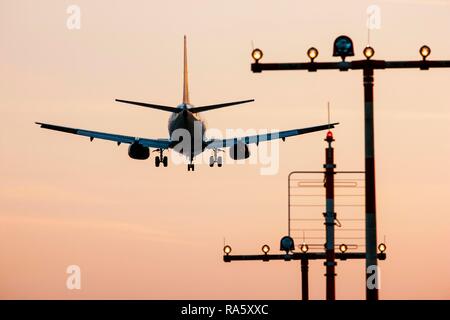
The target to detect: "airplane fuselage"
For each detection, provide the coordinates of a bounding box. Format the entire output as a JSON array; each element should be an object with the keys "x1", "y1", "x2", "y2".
[{"x1": 168, "y1": 103, "x2": 206, "y2": 159}]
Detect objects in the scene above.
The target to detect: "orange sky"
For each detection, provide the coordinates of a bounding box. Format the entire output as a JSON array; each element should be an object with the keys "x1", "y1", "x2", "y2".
[{"x1": 1, "y1": 0, "x2": 449, "y2": 299}]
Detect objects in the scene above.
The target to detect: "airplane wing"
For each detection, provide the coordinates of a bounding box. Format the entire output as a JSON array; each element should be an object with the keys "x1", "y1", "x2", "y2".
[
  {"x1": 35, "y1": 122, "x2": 172, "y2": 149},
  {"x1": 204, "y1": 123, "x2": 338, "y2": 149}
]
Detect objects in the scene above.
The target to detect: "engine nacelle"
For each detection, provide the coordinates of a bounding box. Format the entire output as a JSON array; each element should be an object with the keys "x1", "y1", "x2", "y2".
[
  {"x1": 128, "y1": 142, "x2": 150, "y2": 160},
  {"x1": 229, "y1": 141, "x2": 250, "y2": 160}
]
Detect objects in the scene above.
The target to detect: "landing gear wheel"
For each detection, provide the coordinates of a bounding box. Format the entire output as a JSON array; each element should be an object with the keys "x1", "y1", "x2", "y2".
[
  {"x1": 162, "y1": 156, "x2": 168, "y2": 167},
  {"x1": 187, "y1": 164, "x2": 195, "y2": 171},
  {"x1": 217, "y1": 156, "x2": 223, "y2": 167},
  {"x1": 209, "y1": 156, "x2": 214, "y2": 167},
  {"x1": 155, "y1": 156, "x2": 160, "y2": 167}
]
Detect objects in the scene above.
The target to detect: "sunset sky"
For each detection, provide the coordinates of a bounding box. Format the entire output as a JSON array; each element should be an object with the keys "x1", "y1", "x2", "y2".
[{"x1": 1, "y1": 0, "x2": 449, "y2": 299}]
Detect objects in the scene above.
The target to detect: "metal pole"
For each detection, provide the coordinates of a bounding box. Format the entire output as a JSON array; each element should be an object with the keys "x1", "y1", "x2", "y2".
[
  {"x1": 324, "y1": 131, "x2": 336, "y2": 300},
  {"x1": 288, "y1": 172, "x2": 292, "y2": 237},
  {"x1": 301, "y1": 258, "x2": 309, "y2": 300},
  {"x1": 363, "y1": 66, "x2": 379, "y2": 300}
]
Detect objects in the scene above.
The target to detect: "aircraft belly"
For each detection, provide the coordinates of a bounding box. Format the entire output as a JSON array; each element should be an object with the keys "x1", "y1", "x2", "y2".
[{"x1": 168, "y1": 111, "x2": 205, "y2": 158}]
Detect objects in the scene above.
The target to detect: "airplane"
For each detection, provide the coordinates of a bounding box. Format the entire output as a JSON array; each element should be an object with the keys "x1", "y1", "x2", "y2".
[{"x1": 36, "y1": 36, "x2": 338, "y2": 171}]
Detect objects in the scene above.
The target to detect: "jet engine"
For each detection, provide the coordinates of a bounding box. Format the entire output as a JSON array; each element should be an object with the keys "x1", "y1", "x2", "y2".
[
  {"x1": 128, "y1": 142, "x2": 150, "y2": 160},
  {"x1": 229, "y1": 141, "x2": 250, "y2": 160}
]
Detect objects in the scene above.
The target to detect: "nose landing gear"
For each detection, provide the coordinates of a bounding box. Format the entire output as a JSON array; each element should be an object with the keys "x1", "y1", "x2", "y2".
[{"x1": 187, "y1": 154, "x2": 195, "y2": 171}]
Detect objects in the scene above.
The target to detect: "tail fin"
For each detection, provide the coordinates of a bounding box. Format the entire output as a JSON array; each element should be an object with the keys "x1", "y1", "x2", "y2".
[{"x1": 183, "y1": 35, "x2": 190, "y2": 104}]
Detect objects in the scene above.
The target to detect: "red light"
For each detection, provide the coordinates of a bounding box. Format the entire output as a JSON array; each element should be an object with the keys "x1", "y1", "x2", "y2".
[{"x1": 326, "y1": 131, "x2": 333, "y2": 139}]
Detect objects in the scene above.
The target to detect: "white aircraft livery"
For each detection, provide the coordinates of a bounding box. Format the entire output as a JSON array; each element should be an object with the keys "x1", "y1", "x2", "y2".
[{"x1": 36, "y1": 36, "x2": 338, "y2": 171}]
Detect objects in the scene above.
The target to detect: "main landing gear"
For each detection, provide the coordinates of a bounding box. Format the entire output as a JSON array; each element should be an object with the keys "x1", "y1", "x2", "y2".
[
  {"x1": 209, "y1": 149, "x2": 223, "y2": 168},
  {"x1": 154, "y1": 149, "x2": 168, "y2": 167}
]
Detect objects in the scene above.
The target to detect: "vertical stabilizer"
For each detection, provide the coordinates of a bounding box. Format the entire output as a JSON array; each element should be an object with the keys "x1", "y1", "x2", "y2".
[{"x1": 183, "y1": 35, "x2": 190, "y2": 104}]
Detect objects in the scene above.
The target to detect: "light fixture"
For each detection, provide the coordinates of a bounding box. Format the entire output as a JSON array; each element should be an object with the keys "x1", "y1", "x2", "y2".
[
  {"x1": 326, "y1": 130, "x2": 334, "y2": 141},
  {"x1": 252, "y1": 48, "x2": 263, "y2": 62},
  {"x1": 420, "y1": 45, "x2": 431, "y2": 60},
  {"x1": 307, "y1": 47, "x2": 319, "y2": 62},
  {"x1": 223, "y1": 245, "x2": 232, "y2": 255},
  {"x1": 363, "y1": 46, "x2": 375, "y2": 60},
  {"x1": 262, "y1": 244, "x2": 270, "y2": 254},
  {"x1": 378, "y1": 243, "x2": 386, "y2": 253},
  {"x1": 300, "y1": 243, "x2": 309, "y2": 253},
  {"x1": 333, "y1": 35, "x2": 355, "y2": 61},
  {"x1": 339, "y1": 244, "x2": 348, "y2": 253},
  {"x1": 280, "y1": 236, "x2": 295, "y2": 253}
]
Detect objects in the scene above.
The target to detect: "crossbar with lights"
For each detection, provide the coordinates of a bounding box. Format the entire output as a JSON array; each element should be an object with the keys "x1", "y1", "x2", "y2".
[
  {"x1": 223, "y1": 251, "x2": 387, "y2": 262},
  {"x1": 251, "y1": 42, "x2": 450, "y2": 72}
]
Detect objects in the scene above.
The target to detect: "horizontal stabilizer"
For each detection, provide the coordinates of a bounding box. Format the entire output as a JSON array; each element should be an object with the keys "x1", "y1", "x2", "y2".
[
  {"x1": 115, "y1": 99, "x2": 182, "y2": 113},
  {"x1": 189, "y1": 99, "x2": 254, "y2": 113}
]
